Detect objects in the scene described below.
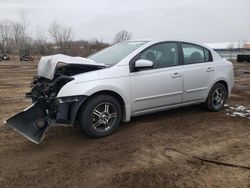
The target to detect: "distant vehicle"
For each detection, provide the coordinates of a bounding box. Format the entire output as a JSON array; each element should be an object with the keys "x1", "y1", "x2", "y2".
[
  {"x1": 19, "y1": 50, "x2": 33, "y2": 61},
  {"x1": 5, "y1": 39, "x2": 234, "y2": 144},
  {"x1": 237, "y1": 55, "x2": 250, "y2": 63},
  {"x1": 0, "y1": 52, "x2": 10, "y2": 61}
]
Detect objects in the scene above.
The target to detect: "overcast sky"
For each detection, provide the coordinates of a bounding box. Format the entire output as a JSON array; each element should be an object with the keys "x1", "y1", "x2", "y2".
[{"x1": 0, "y1": 0, "x2": 249, "y2": 43}]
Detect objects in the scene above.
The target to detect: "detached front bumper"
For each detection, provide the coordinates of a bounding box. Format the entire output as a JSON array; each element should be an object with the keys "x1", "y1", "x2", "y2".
[
  {"x1": 5, "y1": 102, "x2": 49, "y2": 144},
  {"x1": 4, "y1": 96, "x2": 87, "y2": 144}
]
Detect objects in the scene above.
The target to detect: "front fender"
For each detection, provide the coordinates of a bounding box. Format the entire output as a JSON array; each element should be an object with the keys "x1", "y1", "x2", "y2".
[
  {"x1": 57, "y1": 78, "x2": 130, "y2": 105},
  {"x1": 57, "y1": 77, "x2": 131, "y2": 122}
]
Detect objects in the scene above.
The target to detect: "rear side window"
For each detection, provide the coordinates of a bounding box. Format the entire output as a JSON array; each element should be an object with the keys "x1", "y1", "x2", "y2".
[{"x1": 181, "y1": 43, "x2": 212, "y2": 64}]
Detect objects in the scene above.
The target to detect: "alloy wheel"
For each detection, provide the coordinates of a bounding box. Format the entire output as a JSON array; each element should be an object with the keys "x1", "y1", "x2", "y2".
[
  {"x1": 212, "y1": 88, "x2": 225, "y2": 108},
  {"x1": 91, "y1": 102, "x2": 117, "y2": 132}
]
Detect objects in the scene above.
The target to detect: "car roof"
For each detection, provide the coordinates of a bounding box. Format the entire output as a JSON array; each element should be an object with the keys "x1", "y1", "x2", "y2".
[
  {"x1": 126, "y1": 38, "x2": 213, "y2": 51},
  {"x1": 128, "y1": 38, "x2": 199, "y2": 44}
]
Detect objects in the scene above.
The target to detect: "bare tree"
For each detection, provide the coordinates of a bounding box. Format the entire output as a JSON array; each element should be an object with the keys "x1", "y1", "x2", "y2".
[
  {"x1": 11, "y1": 10, "x2": 30, "y2": 51},
  {"x1": 34, "y1": 26, "x2": 47, "y2": 54},
  {"x1": 113, "y1": 30, "x2": 132, "y2": 43},
  {"x1": 0, "y1": 19, "x2": 12, "y2": 52},
  {"x1": 11, "y1": 22, "x2": 22, "y2": 48},
  {"x1": 48, "y1": 21, "x2": 74, "y2": 53},
  {"x1": 19, "y1": 10, "x2": 28, "y2": 49}
]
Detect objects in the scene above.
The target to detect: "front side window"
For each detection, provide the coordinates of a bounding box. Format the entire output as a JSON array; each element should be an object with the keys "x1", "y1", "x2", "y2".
[
  {"x1": 89, "y1": 41, "x2": 146, "y2": 66},
  {"x1": 182, "y1": 43, "x2": 212, "y2": 64},
  {"x1": 139, "y1": 42, "x2": 179, "y2": 68}
]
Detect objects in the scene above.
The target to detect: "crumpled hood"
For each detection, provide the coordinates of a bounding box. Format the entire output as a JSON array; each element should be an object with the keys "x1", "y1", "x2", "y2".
[{"x1": 37, "y1": 54, "x2": 107, "y2": 80}]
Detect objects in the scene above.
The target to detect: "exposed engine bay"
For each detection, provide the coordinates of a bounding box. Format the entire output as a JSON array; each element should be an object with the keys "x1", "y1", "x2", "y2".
[
  {"x1": 27, "y1": 63, "x2": 103, "y2": 121},
  {"x1": 5, "y1": 54, "x2": 106, "y2": 144}
]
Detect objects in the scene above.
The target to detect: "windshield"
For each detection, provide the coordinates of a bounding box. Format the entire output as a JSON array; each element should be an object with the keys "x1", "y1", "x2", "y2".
[{"x1": 88, "y1": 41, "x2": 146, "y2": 66}]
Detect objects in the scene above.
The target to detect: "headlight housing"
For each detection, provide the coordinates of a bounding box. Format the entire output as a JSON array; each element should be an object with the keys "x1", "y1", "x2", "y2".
[{"x1": 57, "y1": 95, "x2": 85, "y2": 104}]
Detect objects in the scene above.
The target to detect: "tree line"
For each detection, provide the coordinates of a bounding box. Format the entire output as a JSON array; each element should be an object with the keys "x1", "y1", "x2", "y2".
[{"x1": 0, "y1": 11, "x2": 132, "y2": 57}]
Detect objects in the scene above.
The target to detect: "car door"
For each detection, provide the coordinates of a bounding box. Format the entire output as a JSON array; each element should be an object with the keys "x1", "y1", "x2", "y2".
[
  {"x1": 130, "y1": 42, "x2": 183, "y2": 114},
  {"x1": 181, "y1": 43, "x2": 215, "y2": 102}
]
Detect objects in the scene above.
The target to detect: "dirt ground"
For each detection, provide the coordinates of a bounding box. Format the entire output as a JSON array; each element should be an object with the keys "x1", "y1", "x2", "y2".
[{"x1": 0, "y1": 60, "x2": 250, "y2": 188}]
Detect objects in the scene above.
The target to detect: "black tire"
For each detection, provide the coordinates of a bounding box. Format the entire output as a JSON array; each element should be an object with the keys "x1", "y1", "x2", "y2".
[
  {"x1": 79, "y1": 94, "x2": 122, "y2": 138},
  {"x1": 205, "y1": 83, "x2": 227, "y2": 112}
]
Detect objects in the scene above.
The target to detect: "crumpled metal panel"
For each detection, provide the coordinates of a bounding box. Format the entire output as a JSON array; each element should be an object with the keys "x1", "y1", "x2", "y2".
[
  {"x1": 37, "y1": 54, "x2": 106, "y2": 80},
  {"x1": 4, "y1": 102, "x2": 49, "y2": 144}
]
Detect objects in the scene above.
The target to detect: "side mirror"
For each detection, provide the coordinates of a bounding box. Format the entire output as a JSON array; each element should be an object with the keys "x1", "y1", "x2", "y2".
[{"x1": 134, "y1": 59, "x2": 154, "y2": 69}]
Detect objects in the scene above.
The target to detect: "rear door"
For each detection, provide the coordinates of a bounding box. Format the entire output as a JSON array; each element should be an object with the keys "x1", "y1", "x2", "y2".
[{"x1": 181, "y1": 43, "x2": 215, "y2": 102}]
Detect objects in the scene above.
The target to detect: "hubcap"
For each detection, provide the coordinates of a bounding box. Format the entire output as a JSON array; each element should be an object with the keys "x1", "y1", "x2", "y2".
[
  {"x1": 212, "y1": 88, "x2": 225, "y2": 108},
  {"x1": 91, "y1": 102, "x2": 117, "y2": 132}
]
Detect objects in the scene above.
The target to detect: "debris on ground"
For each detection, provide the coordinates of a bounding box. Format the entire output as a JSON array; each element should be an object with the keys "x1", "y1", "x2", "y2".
[{"x1": 225, "y1": 104, "x2": 250, "y2": 119}]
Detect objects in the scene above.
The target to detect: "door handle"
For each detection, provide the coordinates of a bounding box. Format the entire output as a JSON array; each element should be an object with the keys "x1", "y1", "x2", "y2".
[
  {"x1": 207, "y1": 67, "x2": 214, "y2": 72},
  {"x1": 171, "y1": 72, "x2": 182, "y2": 78}
]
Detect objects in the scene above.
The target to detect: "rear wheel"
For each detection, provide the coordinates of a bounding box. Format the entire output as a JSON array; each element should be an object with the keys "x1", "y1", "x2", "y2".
[
  {"x1": 79, "y1": 94, "x2": 122, "y2": 137},
  {"x1": 205, "y1": 83, "x2": 227, "y2": 111}
]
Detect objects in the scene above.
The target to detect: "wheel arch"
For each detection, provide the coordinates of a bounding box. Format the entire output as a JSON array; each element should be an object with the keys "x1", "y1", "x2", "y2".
[
  {"x1": 216, "y1": 80, "x2": 228, "y2": 96},
  {"x1": 73, "y1": 90, "x2": 129, "y2": 124},
  {"x1": 207, "y1": 79, "x2": 230, "y2": 100},
  {"x1": 88, "y1": 90, "x2": 126, "y2": 110}
]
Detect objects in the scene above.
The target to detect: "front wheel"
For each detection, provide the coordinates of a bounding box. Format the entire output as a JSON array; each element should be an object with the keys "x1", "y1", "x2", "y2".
[
  {"x1": 79, "y1": 94, "x2": 122, "y2": 138},
  {"x1": 205, "y1": 83, "x2": 227, "y2": 112}
]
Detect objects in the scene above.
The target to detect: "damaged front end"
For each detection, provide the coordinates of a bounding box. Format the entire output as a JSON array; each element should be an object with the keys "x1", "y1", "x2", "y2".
[{"x1": 5, "y1": 54, "x2": 106, "y2": 144}]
